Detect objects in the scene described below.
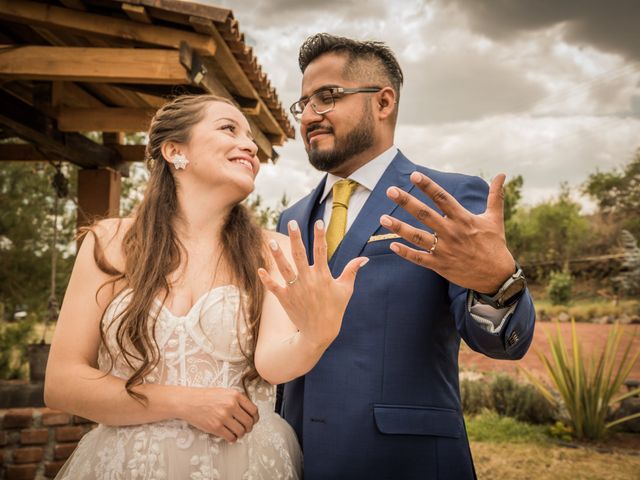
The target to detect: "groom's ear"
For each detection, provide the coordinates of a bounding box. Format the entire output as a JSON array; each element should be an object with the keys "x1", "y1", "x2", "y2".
[{"x1": 376, "y1": 87, "x2": 397, "y2": 121}]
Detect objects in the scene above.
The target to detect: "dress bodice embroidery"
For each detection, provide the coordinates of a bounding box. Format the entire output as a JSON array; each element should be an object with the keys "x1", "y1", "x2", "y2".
[{"x1": 55, "y1": 285, "x2": 301, "y2": 480}]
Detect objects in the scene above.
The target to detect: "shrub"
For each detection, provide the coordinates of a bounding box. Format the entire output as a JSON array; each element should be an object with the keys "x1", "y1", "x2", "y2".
[
  {"x1": 490, "y1": 374, "x2": 556, "y2": 424},
  {"x1": 0, "y1": 319, "x2": 35, "y2": 380},
  {"x1": 521, "y1": 319, "x2": 640, "y2": 440},
  {"x1": 460, "y1": 378, "x2": 491, "y2": 415},
  {"x1": 460, "y1": 374, "x2": 556, "y2": 424},
  {"x1": 547, "y1": 270, "x2": 573, "y2": 305}
]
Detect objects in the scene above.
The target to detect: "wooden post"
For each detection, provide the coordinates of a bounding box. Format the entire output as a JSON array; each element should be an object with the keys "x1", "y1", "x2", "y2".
[{"x1": 77, "y1": 168, "x2": 121, "y2": 229}]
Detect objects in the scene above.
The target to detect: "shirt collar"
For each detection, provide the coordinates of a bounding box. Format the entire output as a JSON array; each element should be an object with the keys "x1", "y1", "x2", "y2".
[{"x1": 320, "y1": 146, "x2": 398, "y2": 202}]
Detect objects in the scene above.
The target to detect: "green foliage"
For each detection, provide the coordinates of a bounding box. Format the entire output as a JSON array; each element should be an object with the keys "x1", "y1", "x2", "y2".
[
  {"x1": 584, "y1": 149, "x2": 640, "y2": 239},
  {"x1": 461, "y1": 374, "x2": 556, "y2": 424},
  {"x1": 548, "y1": 421, "x2": 573, "y2": 442},
  {"x1": 0, "y1": 317, "x2": 35, "y2": 379},
  {"x1": 547, "y1": 269, "x2": 573, "y2": 305},
  {"x1": 247, "y1": 194, "x2": 289, "y2": 229},
  {"x1": 507, "y1": 184, "x2": 591, "y2": 264},
  {"x1": 521, "y1": 320, "x2": 640, "y2": 440},
  {"x1": 503, "y1": 174, "x2": 523, "y2": 224},
  {"x1": 0, "y1": 162, "x2": 76, "y2": 320},
  {"x1": 465, "y1": 410, "x2": 548, "y2": 443},
  {"x1": 536, "y1": 298, "x2": 640, "y2": 323}
]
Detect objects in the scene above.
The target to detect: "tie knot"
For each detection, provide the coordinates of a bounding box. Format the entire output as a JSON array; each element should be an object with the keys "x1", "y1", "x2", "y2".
[{"x1": 332, "y1": 179, "x2": 359, "y2": 208}]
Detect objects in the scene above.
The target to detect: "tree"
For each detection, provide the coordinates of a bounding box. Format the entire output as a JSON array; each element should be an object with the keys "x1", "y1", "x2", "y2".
[
  {"x1": 584, "y1": 148, "x2": 640, "y2": 238},
  {"x1": 0, "y1": 161, "x2": 76, "y2": 321},
  {"x1": 507, "y1": 184, "x2": 591, "y2": 264}
]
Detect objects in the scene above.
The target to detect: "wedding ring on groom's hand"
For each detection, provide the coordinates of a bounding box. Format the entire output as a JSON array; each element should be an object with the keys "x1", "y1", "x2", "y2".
[
  {"x1": 286, "y1": 274, "x2": 299, "y2": 285},
  {"x1": 427, "y1": 232, "x2": 438, "y2": 254}
]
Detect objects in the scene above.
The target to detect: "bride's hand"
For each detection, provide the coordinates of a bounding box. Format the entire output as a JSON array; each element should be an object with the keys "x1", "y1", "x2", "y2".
[
  {"x1": 177, "y1": 387, "x2": 259, "y2": 442},
  {"x1": 258, "y1": 220, "x2": 368, "y2": 350}
]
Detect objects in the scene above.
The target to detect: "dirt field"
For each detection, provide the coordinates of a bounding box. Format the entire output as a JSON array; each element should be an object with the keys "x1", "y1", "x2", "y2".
[
  {"x1": 459, "y1": 322, "x2": 640, "y2": 383},
  {"x1": 471, "y1": 441, "x2": 640, "y2": 480}
]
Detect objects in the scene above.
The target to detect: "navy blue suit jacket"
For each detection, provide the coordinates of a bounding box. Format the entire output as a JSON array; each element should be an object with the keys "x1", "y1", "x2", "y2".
[{"x1": 276, "y1": 151, "x2": 536, "y2": 479}]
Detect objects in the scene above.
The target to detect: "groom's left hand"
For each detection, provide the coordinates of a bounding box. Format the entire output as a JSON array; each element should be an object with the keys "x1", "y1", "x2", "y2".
[{"x1": 381, "y1": 171, "x2": 515, "y2": 294}]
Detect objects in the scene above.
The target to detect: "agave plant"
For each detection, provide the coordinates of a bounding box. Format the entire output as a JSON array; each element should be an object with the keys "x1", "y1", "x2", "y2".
[{"x1": 521, "y1": 319, "x2": 640, "y2": 440}]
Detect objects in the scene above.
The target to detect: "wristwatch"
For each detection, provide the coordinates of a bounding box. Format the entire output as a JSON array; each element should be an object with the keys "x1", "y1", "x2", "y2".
[{"x1": 473, "y1": 263, "x2": 527, "y2": 309}]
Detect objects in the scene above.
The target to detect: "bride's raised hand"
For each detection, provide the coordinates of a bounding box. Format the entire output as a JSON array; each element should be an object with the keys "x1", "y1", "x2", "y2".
[{"x1": 258, "y1": 220, "x2": 368, "y2": 349}]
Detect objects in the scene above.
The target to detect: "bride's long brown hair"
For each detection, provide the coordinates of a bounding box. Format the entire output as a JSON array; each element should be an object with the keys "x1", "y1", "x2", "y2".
[{"x1": 92, "y1": 94, "x2": 267, "y2": 402}]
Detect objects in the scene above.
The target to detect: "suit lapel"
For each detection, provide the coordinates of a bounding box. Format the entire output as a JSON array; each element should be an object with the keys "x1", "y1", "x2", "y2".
[
  {"x1": 330, "y1": 152, "x2": 417, "y2": 275},
  {"x1": 296, "y1": 175, "x2": 327, "y2": 262}
]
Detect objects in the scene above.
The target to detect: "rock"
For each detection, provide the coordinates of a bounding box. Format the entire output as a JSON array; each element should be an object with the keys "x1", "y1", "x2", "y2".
[
  {"x1": 613, "y1": 396, "x2": 640, "y2": 433},
  {"x1": 558, "y1": 312, "x2": 571, "y2": 323}
]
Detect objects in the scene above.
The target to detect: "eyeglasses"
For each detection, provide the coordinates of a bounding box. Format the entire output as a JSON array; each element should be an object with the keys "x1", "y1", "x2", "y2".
[{"x1": 289, "y1": 87, "x2": 382, "y2": 121}]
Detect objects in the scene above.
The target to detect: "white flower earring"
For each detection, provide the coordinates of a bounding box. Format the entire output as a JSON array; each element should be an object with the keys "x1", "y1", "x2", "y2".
[{"x1": 172, "y1": 153, "x2": 189, "y2": 170}]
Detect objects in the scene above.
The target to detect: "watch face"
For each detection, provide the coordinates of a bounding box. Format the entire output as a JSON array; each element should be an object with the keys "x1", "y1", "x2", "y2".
[{"x1": 502, "y1": 277, "x2": 526, "y2": 303}]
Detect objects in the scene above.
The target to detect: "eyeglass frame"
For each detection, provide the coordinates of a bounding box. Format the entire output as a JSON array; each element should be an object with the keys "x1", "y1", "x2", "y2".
[{"x1": 289, "y1": 86, "x2": 382, "y2": 121}]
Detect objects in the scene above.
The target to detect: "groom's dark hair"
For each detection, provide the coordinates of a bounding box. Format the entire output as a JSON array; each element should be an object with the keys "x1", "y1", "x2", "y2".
[{"x1": 298, "y1": 33, "x2": 404, "y2": 102}]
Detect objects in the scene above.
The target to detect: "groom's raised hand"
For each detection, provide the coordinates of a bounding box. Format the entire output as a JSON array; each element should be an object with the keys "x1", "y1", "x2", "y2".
[{"x1": 381, "y1": 171, "x2": 515, "y2": 294}]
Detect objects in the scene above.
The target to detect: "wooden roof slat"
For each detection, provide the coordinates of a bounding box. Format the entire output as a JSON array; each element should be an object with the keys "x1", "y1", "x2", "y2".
[
  {"x1": 0, "y1": 45, "x2": 187, "y2": 84},
  {"x1": 57, "y1": 107, "x2": 156, "y2": 132},
  {"x1": 121, "y1": 3, "x2": 152, "y2": 24},
  {"x1": 0, "y1": 89, "x2": 120, "y2": 169},
  {"x1": 0, "y1": 0, "x2": 217, "y2": 55}
]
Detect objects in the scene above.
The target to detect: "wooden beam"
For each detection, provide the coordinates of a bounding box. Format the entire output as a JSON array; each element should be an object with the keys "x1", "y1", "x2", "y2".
[
  {"x1": 0, "y1": 143, "x2": 146, "y2": 163},
  {"x1": 77, "y1": 168, "x2": 121, "y2": 228},
  {"x1": 0, "y1": 45, "x2": 187, "y2": 84},
  {"x1": 0, "y1": 90, "x2": 121, "y2": 169},
  {"x1": 59, "y1": 0, "x2": 86, "y2": 11},
  {"x1": 57, "y1": 107, "x2": 156, "y2": 132},
  {"x1": 188, "y1": 16, "x2": 285, "y2": 137},
  {"x1": 0, "y1": 0, "x2": 216, "y2": 56},
  {"x1": 121, "y1": 3, "x2": 152, "y2": 24}
]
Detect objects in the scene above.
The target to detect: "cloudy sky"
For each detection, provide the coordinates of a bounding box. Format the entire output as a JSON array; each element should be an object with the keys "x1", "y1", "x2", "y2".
[{"x1": 204, "y1": 0, "x2": 640, "y2": 211}]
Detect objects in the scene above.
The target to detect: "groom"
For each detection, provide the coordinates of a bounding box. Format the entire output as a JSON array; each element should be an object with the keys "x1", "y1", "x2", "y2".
[{"x1": 277, "y1": 33, "x2": 536, "y2": 479}]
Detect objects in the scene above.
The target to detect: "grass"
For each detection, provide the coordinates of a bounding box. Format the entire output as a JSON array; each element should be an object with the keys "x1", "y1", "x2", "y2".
[
  {"x1": 466, "y1": 411, "x2": 640, "y2": 480},
  {"x1": 466, "y1": 410, "x2": 548, "y2": 443},
  {"x1": 535, "y1": 298, "x2": 639, "y2": 322}
]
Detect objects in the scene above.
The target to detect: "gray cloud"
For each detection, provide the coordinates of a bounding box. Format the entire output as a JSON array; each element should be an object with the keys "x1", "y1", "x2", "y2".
[
  {"x1": 445, "y1": 0, "x2": 640, "y2": 62},
  {"x1": 400, "y1": 50, "x2": 547, "y2": 124}
]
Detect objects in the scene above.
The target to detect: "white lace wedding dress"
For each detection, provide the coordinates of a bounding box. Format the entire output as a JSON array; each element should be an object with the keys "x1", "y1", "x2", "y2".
[{"x1": 55, "y1": 285, "x2": 302, "y2": 480}]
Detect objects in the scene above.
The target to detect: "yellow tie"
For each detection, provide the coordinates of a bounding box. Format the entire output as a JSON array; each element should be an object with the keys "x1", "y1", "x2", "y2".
[{"x1": 326, "y1": 179, "x2": 359, "y2": 259}]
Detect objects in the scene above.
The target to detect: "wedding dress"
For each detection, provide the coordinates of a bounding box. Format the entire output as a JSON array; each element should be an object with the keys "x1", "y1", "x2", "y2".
[{"x1": 55, "y1": 285, "x2": 302, "y2": 480}]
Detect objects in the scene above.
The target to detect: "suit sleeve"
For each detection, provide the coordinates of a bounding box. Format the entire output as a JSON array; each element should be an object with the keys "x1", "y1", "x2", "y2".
[{"x1": 447, "y1": 175, "x2": 536, "y2": 360}]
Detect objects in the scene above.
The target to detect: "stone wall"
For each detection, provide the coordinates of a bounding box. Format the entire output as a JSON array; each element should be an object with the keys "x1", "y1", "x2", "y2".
[{"x1": 0, "y1": 408, "x2": 95, "y2": 480}]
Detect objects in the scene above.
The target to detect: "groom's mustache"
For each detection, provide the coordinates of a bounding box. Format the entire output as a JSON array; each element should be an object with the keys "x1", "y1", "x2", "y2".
[{"x1": 306, "y1": 123, "x2": 334, "y2": 140}]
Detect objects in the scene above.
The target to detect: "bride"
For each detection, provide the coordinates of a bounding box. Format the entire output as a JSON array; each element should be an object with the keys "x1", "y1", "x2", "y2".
[{"x1": 44, "y1": 94, "x2": 368, "y2": 479}]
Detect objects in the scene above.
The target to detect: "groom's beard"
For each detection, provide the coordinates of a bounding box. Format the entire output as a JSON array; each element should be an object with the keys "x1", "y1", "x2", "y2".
[{"x1": 307, "y1": 105, "x2": 375, "y2": 172}]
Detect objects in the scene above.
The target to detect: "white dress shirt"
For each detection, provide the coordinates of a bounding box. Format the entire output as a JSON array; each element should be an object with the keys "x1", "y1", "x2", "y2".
[{"x1": 321, "y1": 145, "x2": 516, "y2": 333}]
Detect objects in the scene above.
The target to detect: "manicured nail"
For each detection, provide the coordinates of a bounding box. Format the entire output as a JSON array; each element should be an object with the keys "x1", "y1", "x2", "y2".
[
  {"x1": 387, "y1": 187, "x2": 399, "y2": 199},
  {"x1": 360, "y1": 258, "x2": 370, "y2": 267},
  {"x1": 315, "y1": 219, "x2": 324, "y2": 230},
  {"x1": 411, "y1": 171, "x2": 423, "y2": 183},
  {"x1": 269, "y1": 239, "x2": 278, "y2": 251},
  {"x1": 390, "y1": 243, "x2": 400, "y2": 253},
  {"x1": 380, "y1": 215, "x2": 392, "y2": 227},
  {"x1": 289, "y1": 220, "x2": 298, "y2": 231}
]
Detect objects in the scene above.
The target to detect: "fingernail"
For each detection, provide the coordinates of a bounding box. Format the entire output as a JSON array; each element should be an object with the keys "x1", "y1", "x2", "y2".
[
  {"x1": 289, "y1": 220, "x2": 298, "y2": 231},
  {"x1": 390, "y1": 243, "x2": 400, "y2": 253},
  {"x1": 315, "y1": 219, "x2": 324, "y2": 230},
  {"x1": 269, "y1": 239, "x2": 278, "y2": 251},
  {"x1": 360, "y1": 258, "x2": 370, "y2": 267},
  {"x1": 411, "y1": 171, "x2": 422, "y2": 182},
  {"x1": 380, "y1": 215, "x2": 392, "y2": 227},
  {"x1": 387, "y1": 187, "x2": 399, "y2": 199}
]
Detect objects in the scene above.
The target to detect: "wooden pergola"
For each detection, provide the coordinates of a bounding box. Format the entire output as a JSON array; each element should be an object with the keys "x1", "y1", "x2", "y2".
[{"x1": 0, "y1": 0, "x2": 294, "y2": 225}]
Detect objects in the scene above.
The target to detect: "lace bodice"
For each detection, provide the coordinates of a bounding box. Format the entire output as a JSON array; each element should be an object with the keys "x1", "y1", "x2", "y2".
[
  {"x1": 99, "y1": 285, "x2": 273, "y2": 404},
  {"x1": 56, "y1": 285, "x2": 302, "y2": 479}
]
